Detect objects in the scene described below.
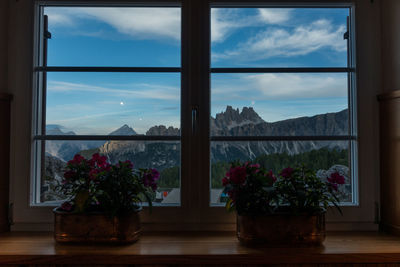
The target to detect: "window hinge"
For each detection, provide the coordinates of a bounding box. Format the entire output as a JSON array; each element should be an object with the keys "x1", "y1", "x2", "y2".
[
  {"x1": 44, "y1": 30, "x2": 52, "y2": 40},
  {"x1": 8, "y1": 202, "x2": 14, "y2": 226}
]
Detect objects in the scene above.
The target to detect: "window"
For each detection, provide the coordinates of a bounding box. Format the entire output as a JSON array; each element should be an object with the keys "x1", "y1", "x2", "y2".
[
  {"x1": 209, "y1": 7, "x2": 357, "y2": 206},
  {"x1": 33, "y1": 5, "x2": 182, "y2": 206},
  {"x1": 20, "y1": 0, "x2": 363, "y2": 230}
]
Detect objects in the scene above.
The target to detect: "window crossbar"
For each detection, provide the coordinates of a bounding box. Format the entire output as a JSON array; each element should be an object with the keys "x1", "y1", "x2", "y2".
[
  {"x1": 211, "y1": 135, "x2": 356, "y2": 141},
  {"x1": 34, "y1": 66, "x2": 181, "y2": 72},
  {"x1": 34, "y1": 135, "x2": 181, "y2": 141},
  {"x1": 211, "y1": 67, "x2": 354, "y2": 73}
]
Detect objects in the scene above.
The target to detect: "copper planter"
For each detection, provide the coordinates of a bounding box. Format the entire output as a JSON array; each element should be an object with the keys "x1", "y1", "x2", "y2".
[
  {"x1": 237, "y1": 213, "x2": 326, "y2": 246},
  {"x1": 54, "y1": 209, "x2": 142, "y2": 244}
]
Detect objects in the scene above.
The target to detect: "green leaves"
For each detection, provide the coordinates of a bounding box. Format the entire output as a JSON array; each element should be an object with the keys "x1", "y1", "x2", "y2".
[{"x1": 223, "y1": 162, "x2": 343, "y2": 216}]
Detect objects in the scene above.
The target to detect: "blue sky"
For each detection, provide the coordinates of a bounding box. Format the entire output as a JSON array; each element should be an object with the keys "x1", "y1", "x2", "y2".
[{"x1": 44, "y1": 7, "x2": 349, "y2": 135}]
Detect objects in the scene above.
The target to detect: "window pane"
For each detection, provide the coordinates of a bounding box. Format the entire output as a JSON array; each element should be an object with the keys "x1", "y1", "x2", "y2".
[
  {"x1": 211, "y1": 8, "x2": 349, "y2": 67},
  {"x1": 44, "y1": 7, "x2": 181, "y2": 67},
  {"x1": 41, "y1": 140, "x2": 181, "y2": 205},
  {"x1": 211, "y1": 73, "x2": 348, "y2": 136},
  {"x1": 46, "y1": 72, "x2": 180, "y2": 135},
  {"x1": 210, "y1": 140, "x2": 352, "y2": 205}
]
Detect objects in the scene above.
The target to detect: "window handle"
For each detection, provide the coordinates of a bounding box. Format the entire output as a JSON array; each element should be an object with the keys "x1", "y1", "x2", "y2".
[{"x1": 192, "y1": 106, "x2": 198, "y2": 134}]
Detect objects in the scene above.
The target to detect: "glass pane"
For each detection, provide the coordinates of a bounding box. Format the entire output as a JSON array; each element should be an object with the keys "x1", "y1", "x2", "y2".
[
  {"x1": 42, "y1": 140, "x2": 181, "y2": 205},
  {"x1": 211, "y1": 8, "x2": 349, "y2": 67},
  {"x1": 210, "y1": 140, "x2": 352, "y2": 205},
  {"x1": 46, "y1": 72, "x2": 180, "y2": 135},
  {"x1": 211, "y1": 73, "x2": 348, "y2": 136},
  {"x1": 44, "y1": 7, "x2": 181, "y2": 67}
]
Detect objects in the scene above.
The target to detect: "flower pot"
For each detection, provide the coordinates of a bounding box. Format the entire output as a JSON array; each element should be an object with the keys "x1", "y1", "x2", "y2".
[
  {"x1": 53, "y1": 208, "x2": 142, "y2": 244},
  {"x1": 236, "y1": 213, "x2": 325, "y2": 246}
]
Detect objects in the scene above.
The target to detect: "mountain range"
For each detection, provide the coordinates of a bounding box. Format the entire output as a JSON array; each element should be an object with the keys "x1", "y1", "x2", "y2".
[
  {"x1": 43, "y1": 106, "x2": 349, "y2": 202},
  {"x1": 46, "y1": 106, "x2": 348, "y2": 165}
]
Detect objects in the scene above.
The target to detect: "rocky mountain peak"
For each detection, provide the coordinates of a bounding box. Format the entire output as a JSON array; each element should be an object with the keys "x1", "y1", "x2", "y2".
[
  {"x1": 46, "y1": 125, "x2": 76, "y2": 135},
  {"x1": 146, "y1": 125, "x2": 180, "y2": 136},
  {"x1": 109, "y1": 124, "x2": 137, "y2": 136},
  {"x1": 213, "y1": 106, "x2": 265, "y2": 130}
]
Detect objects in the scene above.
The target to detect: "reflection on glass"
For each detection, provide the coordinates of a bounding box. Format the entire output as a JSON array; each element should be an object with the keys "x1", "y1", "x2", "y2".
[
  {"x1": 42, "y1": 140, "x2": 181, "y2": 205},
  {"x1": 46, "y1": 72, "x2": 180, "y2": 135},
  {"x1": 210, "y1": 141, "x2": 352, "y2": 205},
  {"x1": 211, "y1": 8, "x2": 349, "y2": 67},
  {"x1": 44, "y1": 7, "x2": 181, "y2": 67},
  {"x1": 211, "y1": 73, "x2": 348, "y2": 136}
]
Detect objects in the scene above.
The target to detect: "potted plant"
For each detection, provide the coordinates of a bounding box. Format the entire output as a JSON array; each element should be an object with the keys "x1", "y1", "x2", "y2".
[
  {"x1": 53, "y1": 153, "x2": 159, "y2": 244},
  {"x1": 222, "y1": 162, "x2": 345, "y2": 246}
]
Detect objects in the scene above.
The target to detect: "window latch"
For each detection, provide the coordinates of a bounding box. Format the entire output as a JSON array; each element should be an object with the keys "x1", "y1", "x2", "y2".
[{"x1": 192, "y1": 106, "x2": 198, "y2": 134}]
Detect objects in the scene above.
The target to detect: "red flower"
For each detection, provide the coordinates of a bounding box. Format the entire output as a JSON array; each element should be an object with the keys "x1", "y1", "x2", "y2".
[
  {"x1": 67, "y1": 154, "x2": 85, "y2": 165},
  {"x1": 222, "y1": 177, "x2": 229, "y2": 186},
  {"x1": 328, "y1": 172, "x2": 345, "y2": 185},
  {"x1": 227, "y1": 166, "x2": 247, "y2": 185},
  {"x1": 280, "y1": 167, "x2": 294, "y2": 179},
  {"x1": 90, "y1": 153, "x2": 108, "y2": 168},
  {"x1": 327, "y1": 172, "x2": 345, "y2": 191}
]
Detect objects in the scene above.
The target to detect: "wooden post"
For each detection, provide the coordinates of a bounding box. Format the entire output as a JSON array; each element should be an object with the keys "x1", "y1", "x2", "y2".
[
  {"x1": 378, "y1": 90, "x2": 400, "y2": 235},
  {"x1": 0, "y1": 93, "x2": 12, "y2": 232}
]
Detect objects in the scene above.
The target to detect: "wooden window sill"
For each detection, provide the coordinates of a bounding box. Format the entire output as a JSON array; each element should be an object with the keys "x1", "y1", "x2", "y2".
[{"x1": 0, "y1": 231, "x2": 399, "y2": 265}]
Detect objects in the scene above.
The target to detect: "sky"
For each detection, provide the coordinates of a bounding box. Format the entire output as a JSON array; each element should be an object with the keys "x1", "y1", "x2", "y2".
[{"x1": 44, "y1": 7, "x2": 349, "y2": 135}]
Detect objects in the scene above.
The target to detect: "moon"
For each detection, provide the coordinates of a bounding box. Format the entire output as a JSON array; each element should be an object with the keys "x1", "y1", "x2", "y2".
[{"x1": 120, "y1": 101, "x2": 124, "y2": 106}]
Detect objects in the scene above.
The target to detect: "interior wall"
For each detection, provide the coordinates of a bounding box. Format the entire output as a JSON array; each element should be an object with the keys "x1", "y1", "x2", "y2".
[
  {"x1": 0, "y1": 0, "x2": 9, "y2": 93},
  {"x1": 381, "y1": 0, "x2": 400, "y2": 92},
  {"x1": 6, "y1": 0, "x2": 384, "y2": 230}
]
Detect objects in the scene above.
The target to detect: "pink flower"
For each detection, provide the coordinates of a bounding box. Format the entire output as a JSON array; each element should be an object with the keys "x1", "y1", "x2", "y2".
[
  {"x1": 227, "y1": 166, "x2": 247, "y2": 185},
  {"x1": 90, "y1": 153, "x2": 108, "y2": 168},
  {"x1": 280, "y1": 167, "x2": 294, "y2": 179},
  {"x1": 328, "y1": 172, "x2": 345, "y2": 185},
  {"x1": 222, "y1": 177, "x2": 229, "y2": 186},
  {"x1": 142, "y1": 168, "x2": 160, "y2": 191},
  {"x1": 327, "y1": 172, "x2": 345, "y2": 191},
  {"x1": 67, "y1": 154, "x2": 85, "y2": 165}
]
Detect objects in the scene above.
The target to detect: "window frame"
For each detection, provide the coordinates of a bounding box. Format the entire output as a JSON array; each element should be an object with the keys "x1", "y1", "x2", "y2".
[{"x1": 9, "y1": 0, "x2": 379, "y2": 231}]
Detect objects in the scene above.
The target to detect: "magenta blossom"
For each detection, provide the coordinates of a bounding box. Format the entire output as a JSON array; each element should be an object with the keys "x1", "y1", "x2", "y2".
[
  {"x1": 227, "y1": 166, "x2": 247, "y2": 185},
  {"x1": 67, "y1": 154, "x2": 85, "y2": 165},
  {"x1": 89, "y1": 153, "x2": 109, "y2": 169},
  {"x1": 280, "y1": 167, "x2": 294, "y2": 179},
  {"x1": 327, "y1": 172, "x2": 345, "y2": 191},
  {"x1": 142, "y1": 168, "x2": 160, "y2": 191}
]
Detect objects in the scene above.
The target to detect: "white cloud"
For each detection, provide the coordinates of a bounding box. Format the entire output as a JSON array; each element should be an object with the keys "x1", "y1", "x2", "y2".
[
  {"x1": 212, "y1": 73, "x2": 347, "y2": 100},
  {"x1": 213, "y1": 19, "x2": 347, "y2": 62},
  {"x1": 45, "y1": 9, "x2": 76, "y2": 27},
  {"x1": 45, "y1": 7, "x2": 180, "y2": 41},
  {"x1": 258, "y1": 9, "x2": 291, "y2": 24},
  {"x1": 48, "y1": 81, "x2": 179, "y2": 101},
  {"x1": 211, "y1": 8, "x2": 291, "y2": 43}
]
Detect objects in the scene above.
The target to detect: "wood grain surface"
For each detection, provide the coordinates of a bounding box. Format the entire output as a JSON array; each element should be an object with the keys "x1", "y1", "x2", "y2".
[{"x1": 0, "y1": 231, "x2": 400, "y2": 265}]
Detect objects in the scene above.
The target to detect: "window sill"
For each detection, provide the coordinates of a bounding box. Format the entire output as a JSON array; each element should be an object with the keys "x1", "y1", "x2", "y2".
[{"x1": 0, "y1": 231, "x2": 399, "y2": 265}]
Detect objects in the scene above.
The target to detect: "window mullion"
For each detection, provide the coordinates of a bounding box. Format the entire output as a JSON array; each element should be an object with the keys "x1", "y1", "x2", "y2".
[{"x1": 181, "y1": 0, "x2": 210, "y2": 210}]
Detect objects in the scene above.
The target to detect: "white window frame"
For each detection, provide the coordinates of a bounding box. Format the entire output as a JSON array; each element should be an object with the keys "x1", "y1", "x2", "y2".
[{"x1": 8, "y1": 0, "x2": 380, "y2": 231}]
